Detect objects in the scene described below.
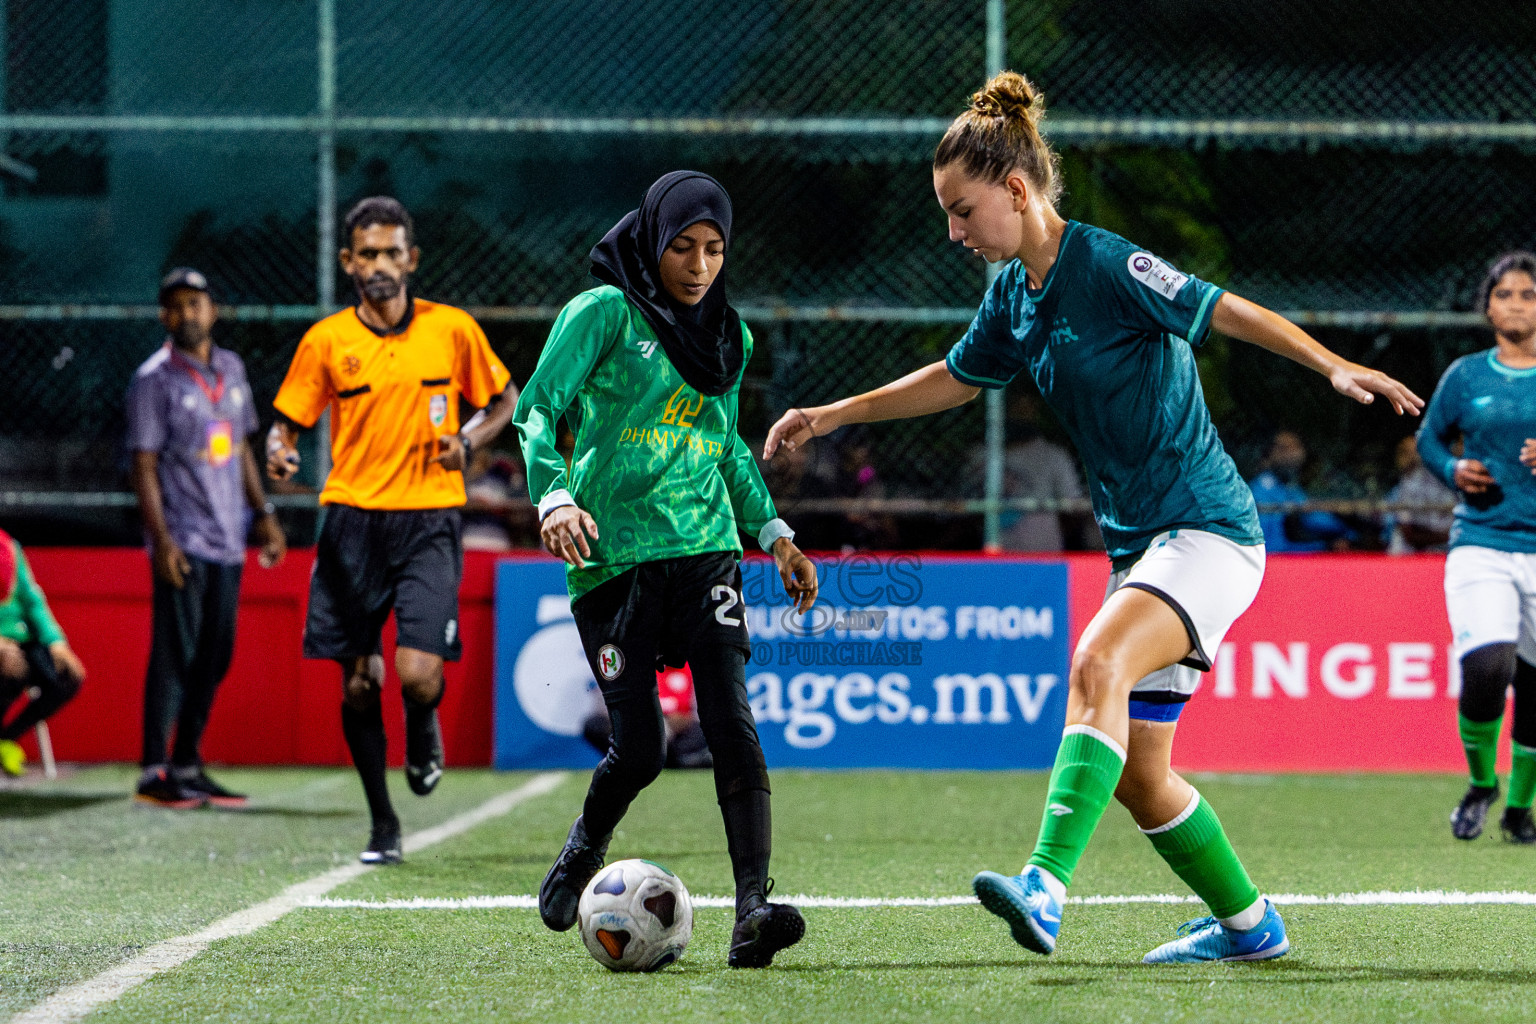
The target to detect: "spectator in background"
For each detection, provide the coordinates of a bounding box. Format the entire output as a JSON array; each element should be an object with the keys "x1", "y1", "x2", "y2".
[
  {"x1": 759, "y1": 437, "x2": 842, "y2": 551},
  {"x1": 827, "y1": 430, "x2": 899, "y2": 551},
  {"x1": 581, "y1": 666, "x2": 711, "y2": 769},
  {"x1": 966, "y1": 394, "x2": 1095, "y2": 551},
  {"x1": 0, "y1": 528, "x2": 85, "y2": 777},
  {"x1": 1385, "y1": 434, "x2": 1455, "y2": 554},
  {"x1": 1249, "y1": 429, "x2": 1354, "y2": 552},
  {"x1": 128, "y1": 268, "x2": 287, "y2": 808},
  {"x1": 463, "y1": 449, "x2": 539, "y2": 550}
]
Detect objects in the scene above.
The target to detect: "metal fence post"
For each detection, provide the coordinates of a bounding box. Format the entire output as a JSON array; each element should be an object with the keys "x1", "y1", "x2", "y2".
[
  {"x1": 982, "y1": 0, "x2": 1006, "y2": 552},
  {"x1": 315, "y1": 0, "x2": 337, "y2": 496}
]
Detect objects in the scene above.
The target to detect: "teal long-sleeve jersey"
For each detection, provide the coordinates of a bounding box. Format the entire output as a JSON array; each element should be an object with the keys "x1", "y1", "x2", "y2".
[{"x1": 1418, "y1": 348, "x2": 1536, "y2": 553}]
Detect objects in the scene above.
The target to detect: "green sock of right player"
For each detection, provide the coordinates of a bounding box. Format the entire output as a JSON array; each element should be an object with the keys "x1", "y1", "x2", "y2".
[
  {"x1": 1459, "y1": 714, "x2": 1502, "y2": 789},
  {"x1": 1509, "y1": 742, "x2": 1536, "y2": 810},
  {"x1": 1142, "y1": 791, "x2": 1263, "y2": 927}
]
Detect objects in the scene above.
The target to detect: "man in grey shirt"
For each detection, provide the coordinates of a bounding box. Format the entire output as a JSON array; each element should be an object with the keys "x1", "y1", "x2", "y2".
[{"x1": 127, "y1": 267, "x2": 286, "y2": 807}]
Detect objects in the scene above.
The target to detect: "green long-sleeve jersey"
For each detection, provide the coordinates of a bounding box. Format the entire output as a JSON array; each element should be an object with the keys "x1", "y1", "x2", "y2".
[
  {"x1": 514, "y1": 286, "x2": 786, "y2": 601},
  {"x1": 0, "y1": 537, "x2": 65, "y2": 648}
]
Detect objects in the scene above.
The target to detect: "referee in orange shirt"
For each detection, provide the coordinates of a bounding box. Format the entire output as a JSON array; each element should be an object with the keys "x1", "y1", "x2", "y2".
[{"x1": 267, "y1": 197, "x2": 516, "y2": 863}]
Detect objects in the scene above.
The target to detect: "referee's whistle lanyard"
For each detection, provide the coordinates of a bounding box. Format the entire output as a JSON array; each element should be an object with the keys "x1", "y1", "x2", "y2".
[{"x1": 165, "y1": 340, "x2": 226, "y2": 406}]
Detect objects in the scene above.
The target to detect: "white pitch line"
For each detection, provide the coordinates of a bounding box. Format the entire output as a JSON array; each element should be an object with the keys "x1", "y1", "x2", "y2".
[
  {"x1": 304, "y1": 889, "x2": 1536, "y2": 911},
  {"x1": 9, "y1": 771, "x2": 567, "y2": 1024}
]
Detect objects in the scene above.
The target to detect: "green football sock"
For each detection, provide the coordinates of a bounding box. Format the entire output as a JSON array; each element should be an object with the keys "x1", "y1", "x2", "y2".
[
  {"x1": 1143, "y1": 792, "x2": 1260, "y2": 921},
  {"x1": 1509, "y1": 743, "x2": 1536, "y2": 811},
  {"x1": 1026, "y1": 726, "x2": 1126, "y2": 888},
  {"x1": 1459, "y1": 714, "x2": 1502, "y2": 789}
]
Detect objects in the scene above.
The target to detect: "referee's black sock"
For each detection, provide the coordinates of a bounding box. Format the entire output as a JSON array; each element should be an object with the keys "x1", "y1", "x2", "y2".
[
  {"x1": 341, "y1": 701, "x2": 396, "y2": 826},
  {"x1": 721, "y1": 788, "x2": 772, "y2": 916},
  {"x1": 403, "y1": 686, "x2": 443, "y2": 767}
]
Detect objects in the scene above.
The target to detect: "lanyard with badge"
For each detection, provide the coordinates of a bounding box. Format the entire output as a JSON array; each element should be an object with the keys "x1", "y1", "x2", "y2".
[{"x1": 167, "y1": 342, "x2": 235, "y2": 468}]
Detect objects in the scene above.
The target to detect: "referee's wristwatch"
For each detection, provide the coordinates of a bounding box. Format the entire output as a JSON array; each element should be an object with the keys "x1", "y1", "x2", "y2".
[
  {"x1": 457, "y1": 431, "x2": 474, "y2": 466},
  {"x1": 259, "y1": 500, "x2": 277, "y2": 519}
]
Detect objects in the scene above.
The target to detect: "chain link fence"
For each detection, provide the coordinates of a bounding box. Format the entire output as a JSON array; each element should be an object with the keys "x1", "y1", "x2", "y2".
[{"x1": 1, "y1": 0, "x2": 1531, "y2": 547}]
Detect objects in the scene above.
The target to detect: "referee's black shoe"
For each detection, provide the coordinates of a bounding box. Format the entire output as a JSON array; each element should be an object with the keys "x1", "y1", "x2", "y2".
[
  {"x1": 1451, "y1": 784, "x2": 1499, "y2": 840},
  {"x1": 539, "y1": 816, "x2": 609, "y2": 931},
  {"x1": 1501, "y1": 806, "x2": 1536, "y2": 844},
  {"x1": 728, "y1": 890, "x2": 805, "y2": 968},
  {"x1": 360, "y1": 818, "x2": 403, "y2": 865},
  {"x1": 405, "y1": 708, "x2": 444, "y2": 797}
]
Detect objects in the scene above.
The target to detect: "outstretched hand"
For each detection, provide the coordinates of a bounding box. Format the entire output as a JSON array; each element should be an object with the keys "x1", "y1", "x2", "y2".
[
  {"x1": 763, "y1": 408, "x2": 825, "y2": 459},
  {"x1": 772, "y1": 537, "x2": 818, "y2": 614},
  {"x1": 1328, "y1": 362, "x2": 1424, "y2": 416},
  {"x1": 542, "y1": 505, "x2": 599, "y2": 568}
]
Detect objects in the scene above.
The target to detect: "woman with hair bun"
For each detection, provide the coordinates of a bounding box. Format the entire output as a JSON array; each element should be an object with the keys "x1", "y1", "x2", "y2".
[{"x1": 764, "y1": 71, "x2": 1423, "y2": 964}]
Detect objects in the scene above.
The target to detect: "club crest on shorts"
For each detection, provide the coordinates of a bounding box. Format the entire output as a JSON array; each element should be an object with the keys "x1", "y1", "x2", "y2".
[
  {"x1": 597, "y1": 644, "x2": 624, "y2": 680},
  {"x1": 428, "y1": 393, "x2": 448, "y2": 427}
]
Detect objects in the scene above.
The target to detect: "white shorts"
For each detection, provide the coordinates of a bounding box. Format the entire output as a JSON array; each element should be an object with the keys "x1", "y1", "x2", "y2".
[
  {"x1": 1445, "y1": 545, "x2": 1536, "y2": 663},
  {"x1": 1105, "y1": 529, "x2": 1266, "y2": 707}
]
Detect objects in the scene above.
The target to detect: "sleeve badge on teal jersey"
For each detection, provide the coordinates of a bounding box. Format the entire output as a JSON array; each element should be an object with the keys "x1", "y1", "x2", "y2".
[
  {"x1": 429, "y1": 393, "x2": 448, "y2": 426},
  {"x1": 1127, "y1": 252, "x2": 1189, "y2": 299},
  {"x1": 598, "y1": 644, "x2": 625, "y2": 681}
]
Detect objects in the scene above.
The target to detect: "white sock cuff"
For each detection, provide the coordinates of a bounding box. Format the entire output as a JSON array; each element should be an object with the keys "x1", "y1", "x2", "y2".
[
  {"x1": 1061, "y1": 723, "x2": 1127, "y2": 763},
  {"x1": 1139, "y1": 789, "x2": 1202, "y2": 836},
  {"x1": 1027, "y1": 865, "x2": 1068, "y2": 904},
  {"x1": 1218, "y1": 897, "x2": 1267, "y2": 932}
]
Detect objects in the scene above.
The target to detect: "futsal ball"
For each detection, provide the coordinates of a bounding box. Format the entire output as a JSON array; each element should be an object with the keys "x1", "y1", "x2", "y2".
[{"x1": 576, "y1": 859, "x2": 693, "y2": 972}]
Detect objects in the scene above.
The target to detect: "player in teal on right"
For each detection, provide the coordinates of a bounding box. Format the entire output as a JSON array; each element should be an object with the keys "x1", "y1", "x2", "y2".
[
  {"x1": 1418, "y1": 251, "x2": 1536, "y2": 845},
  {"x1": 766, "y1": 71, "x2": 1423, "y2": 964}
]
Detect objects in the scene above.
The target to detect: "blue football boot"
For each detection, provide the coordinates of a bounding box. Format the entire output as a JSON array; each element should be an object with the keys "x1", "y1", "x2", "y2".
[
  {"x1": 973, "y1": 866, "x2": 1062, "y2": 955},
  {"x1": 1142, "y1": 899, "x2": 1289, "y2": 964}
]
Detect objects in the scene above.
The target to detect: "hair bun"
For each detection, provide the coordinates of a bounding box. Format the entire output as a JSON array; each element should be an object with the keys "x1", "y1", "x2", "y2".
[{"x1": 969, "y1": 70, "x2": 1043, "y2": 126}]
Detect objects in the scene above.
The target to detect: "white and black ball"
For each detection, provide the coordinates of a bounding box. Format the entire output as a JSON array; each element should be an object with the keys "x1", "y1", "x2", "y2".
[{"x1": 576, "y1": 859, "x2": 693, "y2": 972}]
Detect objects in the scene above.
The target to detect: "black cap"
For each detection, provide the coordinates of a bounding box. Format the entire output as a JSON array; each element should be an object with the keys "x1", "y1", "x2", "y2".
[{"x1": 158, "y1": 267, "x2": 212, "y2": 306}]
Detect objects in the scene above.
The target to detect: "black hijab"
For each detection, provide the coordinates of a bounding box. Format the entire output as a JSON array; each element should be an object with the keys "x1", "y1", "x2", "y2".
[{"x1": 589, "y1": 171, "x2": 744, "y2": 396}]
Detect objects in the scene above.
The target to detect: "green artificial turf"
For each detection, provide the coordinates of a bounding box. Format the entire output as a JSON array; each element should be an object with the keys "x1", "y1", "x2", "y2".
[{"x1": 5, "y1": 768, "x2": 1535, "y2": 1023}]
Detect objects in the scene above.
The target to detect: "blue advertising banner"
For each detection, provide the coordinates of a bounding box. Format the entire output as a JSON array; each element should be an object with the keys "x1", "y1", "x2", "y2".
[{"x1": 494, "y1": 555, "x2": 1070, "y2": 770}]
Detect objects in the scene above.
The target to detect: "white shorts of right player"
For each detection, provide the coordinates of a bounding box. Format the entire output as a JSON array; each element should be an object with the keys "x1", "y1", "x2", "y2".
[
  {"x1": 1445, "y1": 545, "x2": 1536, "y2": 663},
  {"x1": 1104, "y1": 529, "x2": 1266, "y2": 700}
]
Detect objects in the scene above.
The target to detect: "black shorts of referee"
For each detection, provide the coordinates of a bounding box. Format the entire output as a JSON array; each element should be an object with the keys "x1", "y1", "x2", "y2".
[{"x1": 304, "y1": 504, "x2": 464, "y2": 661}]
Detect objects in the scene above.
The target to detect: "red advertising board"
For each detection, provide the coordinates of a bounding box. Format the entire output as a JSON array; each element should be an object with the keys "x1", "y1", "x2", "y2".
[
  {"x1": 1069, "y1": 553, "x2": 1493, "y2": 774},
  {"x1": 10, "y1": 548, "x2": 1488, "y2": 774},
  {"x1": 13, "y1": 547, "x2": 525, "y2": 768}
]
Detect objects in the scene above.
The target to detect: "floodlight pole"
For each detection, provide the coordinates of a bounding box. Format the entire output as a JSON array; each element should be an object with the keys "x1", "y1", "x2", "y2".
[
  {"x1": 982, "y1": 0, "x2": 1006, "y2": 552},
  {"x1": 315, "y1": 0, "x2": 337, "y2": 494}
]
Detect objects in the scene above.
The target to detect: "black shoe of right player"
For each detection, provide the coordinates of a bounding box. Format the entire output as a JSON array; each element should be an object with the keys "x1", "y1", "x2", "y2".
[
  {"x1": 405, "y1": 707, "x2": 444, "y2": 796},
  {"x1": 360, "y1": 818, "x2": 403, "y2": 865},
  {"x1": 1500, "y1": 806, "x2": 1536, "y2": 844},
  {"x1": 539, "y1": 816, "x2": 610, "y2": 932},
  {"x1": 1451, "y1": 784, "x2": 1499, "y2": 840},
  {"x1": 728, "y1": 902, "x2": 806, "y2": 968}
]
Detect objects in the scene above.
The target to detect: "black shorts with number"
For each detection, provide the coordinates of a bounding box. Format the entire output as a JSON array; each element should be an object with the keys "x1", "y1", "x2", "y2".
[
  {"x1": 571, "y1": 551, "x2": 748, "y2": 701},
  {"x1": 303, "y1": 504, "x2": 464, "y2": 662}
]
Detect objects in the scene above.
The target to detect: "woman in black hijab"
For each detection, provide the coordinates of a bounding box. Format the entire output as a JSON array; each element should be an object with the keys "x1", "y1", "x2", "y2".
[{"x1": 514, "y1": 171, "x2": 817, "y2": 968}]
